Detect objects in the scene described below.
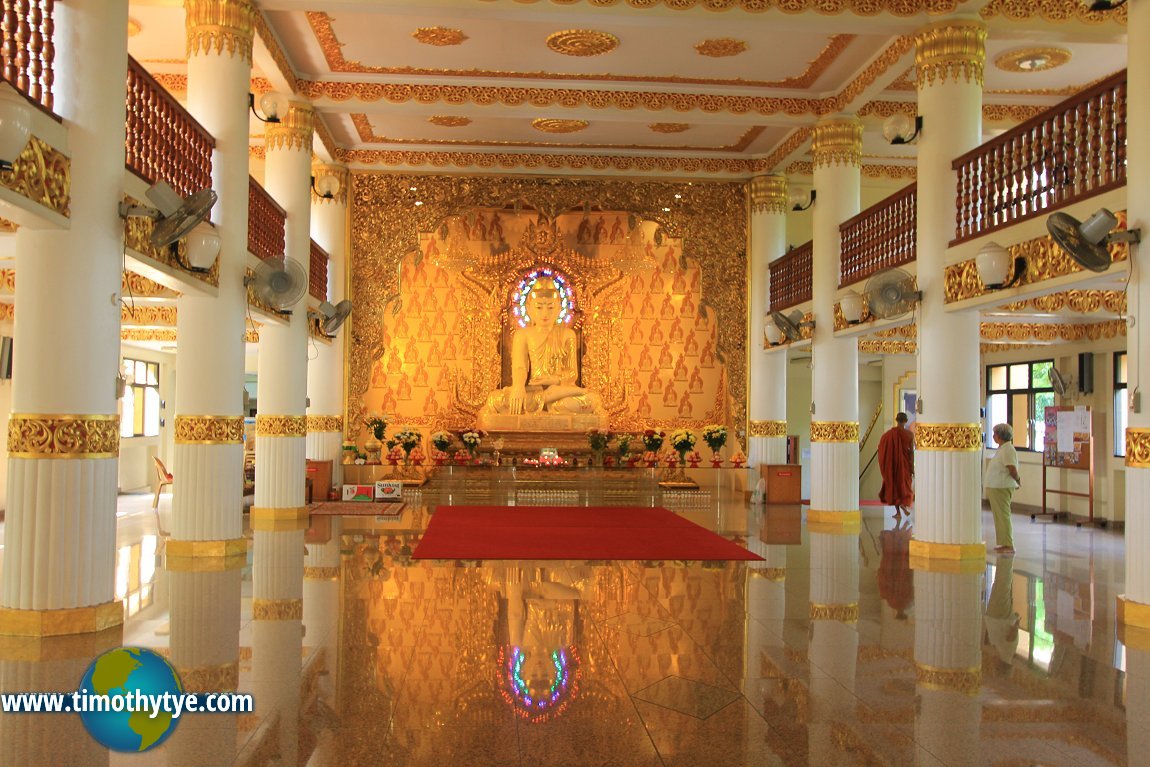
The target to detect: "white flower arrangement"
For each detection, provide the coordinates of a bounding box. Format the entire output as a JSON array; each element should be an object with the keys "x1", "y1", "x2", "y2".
[
  {"x1": 431, "y1": 431, "x2": 454, "y2": 452},
  {"x1": 701, "y1": 424, "x2": 727, "y2": 452},
  {"x1": 670, "y1": 429, "x2": 697, "y2": 453}
]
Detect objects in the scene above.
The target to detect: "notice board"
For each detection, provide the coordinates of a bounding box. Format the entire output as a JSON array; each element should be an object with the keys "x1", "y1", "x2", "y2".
[{"x1": 1042, "y1": 405, "x2": 1091, "y2": 471}]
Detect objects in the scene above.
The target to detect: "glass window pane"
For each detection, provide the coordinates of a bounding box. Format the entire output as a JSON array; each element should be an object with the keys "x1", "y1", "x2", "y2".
[
  {"x1": 1034, "y1": 392, "x2": 1055, "y2": 452},
  {"x1": 144, "y1": 387, "x2": 160, "y2": 437},
  {"x1": 147, "y1": 363, "x2": 158, "y2": 386},
  {"x1": 1116, "y1": 391, "x2": 1128, "y2": 457},
  {"x1": 989, "y1": 365, "x2": 1007, "y2": 391},
  {"x1": 1010, "y1": 364, "x2": 1029, "y2": 390},
  {"x1": 133, "y1": 388, "x2": 144, "y2": 436},
  {"x1": 986, "y1": 393, "x2": 1008, "y2": 447},
  {"x1": 1012, "y1": 393, "x2": 1031, "y2": 449},
  {"x1": 121, "y1": 391, "x2": 134, "y2": 438},
  {"x1": 1117, "y1": 352, "x2": 1127, "y2": 385},
  {"x1": 135, "y1": 361, "x2": 147, "y2": 383},
  {"x1": 1032, "y1": 361, "x2": 1053, "y2": 389},
  {"x1": 122, "y1": 359, "x2": 134, "y2": 383}
]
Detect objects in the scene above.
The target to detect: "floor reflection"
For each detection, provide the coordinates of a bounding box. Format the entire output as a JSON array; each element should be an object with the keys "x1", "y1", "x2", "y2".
[{"x1": 0, "y1": 479, "x2": 1139, "y2": 766}]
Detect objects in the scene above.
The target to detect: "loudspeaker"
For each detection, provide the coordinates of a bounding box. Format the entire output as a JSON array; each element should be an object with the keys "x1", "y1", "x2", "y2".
[{"x1": 1078, "y1": 352, "x2": 1094, "y2": 394}]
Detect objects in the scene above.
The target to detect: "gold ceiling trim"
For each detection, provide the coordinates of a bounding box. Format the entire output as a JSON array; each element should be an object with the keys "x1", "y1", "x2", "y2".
[
  {"x1": 337, "y1": 148, "x2": 753, "y2": 174},
  {"x1": 412, "y1": 26, "x2": 469, "y2": 46},
  {"x1": 859, "y1": 339, "x2": 916, "y2": 355},
  {"x1": 994, "y1": 47, "x2": 1072, "y2": 74},
  {"x1": 314, "y1": 114, "x2": 338, "y2": 160},
  {"x1": 759, "y1": 127, "x2": 812, "y2": 173},
  {"x1": 650, "y1": 123, "x2": 689, "y2": 133},
  {"x1": 150, "y1": 73, "x2": 272, "y2": 96},
  {"x1": 786, "y1": 160, "x2": 914, "y2": 180},
  {"x1": 184, "y1": 0, "x2": 256, "y2": 62},
  {"x1": 825, "y1": 36, "x2": 914, "y2": 115},
  {"x1": 695, "y1": 38, "x2": 746, "y2": 58},
  {"x1": 249, "y1": 145, "x2": 265, "y2": 160},
  {"x1": 980, "y1": 320, "x2": 1127, "y2": 344},
  {"x1": 546, "y1": 29, "x2": 619, "y2": 57},
  {"x1": 347, "y1": 173, "x2": 747, "y2": 440},
  {"x1": 121, "y1": 328, "x2": 177, "y2": 342},
  {"x1": 749, "y1": 174, "x2": 787, "y2": 214},
  {"x1": 309, "y1": 12, "x2": 854, "y2": 89},
  {"x1": 252, "y1": 9, "x2": 299, "y2": 93},
  {"x1": 996, "y1": 289, "x2": 1126, "y2": 315},
  {"x1": 945, "y1": 214, "x2": 1130, "y2": 303},
  {"x1": 8, "y1": 414, "x2": 120, "y2": 459},
  {"x1": 859, "y1": 100, "x2": 1046, "y2": 123},
  {"x1": 428, "y1": 116, "x2": 472, "y2": 128},
  {"x1": 532, "y1": 118, "x2": 590, "y2": 133},
  {"x1": 124, "y1": 272, "x2": 179, "y2": 298},
  {"x1": 914, "y1": 18, "x2": 986, "y2": 89},
  {"x1": 354, "y1": 114, "x2": 765, "y2": 153},
  {"x1": 508, "y1": 0, "x2": 962, "y2": 14},
  {"x1": 980, "y1": 0, "x2": 1127, "y2": 25},
  {"x1": 121, "y1": 306, "x2": 177, "y2": 326},
  {"x1": 2, "y1": 136, "x2": 70, "y2": 219},
  {"x1": 0, "y1": 268, "x2": 14, "y2": 293}
]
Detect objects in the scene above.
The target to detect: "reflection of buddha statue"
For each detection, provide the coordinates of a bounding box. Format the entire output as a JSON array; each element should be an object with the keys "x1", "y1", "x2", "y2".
[{"x1": 482, "y1": 277, "x2": 604, "y2": 419}]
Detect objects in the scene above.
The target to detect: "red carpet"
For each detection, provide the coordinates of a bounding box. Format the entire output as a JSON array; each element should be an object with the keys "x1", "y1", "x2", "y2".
[{"x1": 412, "y1": 505, "x2": 763, "y2": 561}]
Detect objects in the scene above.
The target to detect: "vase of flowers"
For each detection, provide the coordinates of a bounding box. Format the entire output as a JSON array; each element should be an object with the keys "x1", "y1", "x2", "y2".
[
  {"x1": 363, "y1": 413, "x2": 389, "y2": 464},
  {"x1": 616, "y1": 434, "x2": 632, "y2": 467},
  {"x1": 587, "y1": 428, "x2": 610, "y2": 467},
  {"x1": 671, "y1": 429, "x2": 697, "y2": 467},
  {"x1": 461, "y1": 430, "x2": 482, "y2": 461},
  {"x1": 431, "y1": 431, "x2": 453, "y2": 465},
  {"x1": 342, "y1": 440, "x2": 358, "y2": 465},
  {"x1": 702, "y1": 424, "x2": 727, "y2": 467},
  {"x1": 394, "y1": 428, "x2": 422, "y2": 464},
  {"x1": 641, "y1": 429, "x2": 664, "y2": 466}
]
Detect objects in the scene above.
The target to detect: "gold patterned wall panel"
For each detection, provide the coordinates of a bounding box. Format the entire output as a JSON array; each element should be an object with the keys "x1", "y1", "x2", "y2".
[{"x1": 349, "y1": 175, "x2": 746, "y2": 441}]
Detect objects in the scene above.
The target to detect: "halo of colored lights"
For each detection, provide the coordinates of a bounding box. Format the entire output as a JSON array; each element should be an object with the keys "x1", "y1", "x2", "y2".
[
  {"x1": 498, "y1": 645, "x2": 580, "y2": 723},
  {"x1": 511, "y1": 267, "x2": 576, "y2": 328}
]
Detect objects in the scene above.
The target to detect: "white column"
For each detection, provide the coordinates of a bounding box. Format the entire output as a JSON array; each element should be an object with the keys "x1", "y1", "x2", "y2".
[
  {"x1": 913, "y1": 18, "x2": 988, "y2": 552},
  {"x1": 170, "y1": 0, "x2": 256, "y2": 547},
  {"x1": 748, "y1": 175, "x2": 789, "y2": 466},
  {"x1": 1127, "y1": 644, "x2": 1150, "y2": 767},
  {"x1": 808, "y1": 530, "x2": 859, "y2": 764},
  {"x1": 0, "y1": 1, "x2": 128, "y2": 630},
  {"x1": 254, "y1": 102, "x2": 314, "y2": 518},
  {"x1": 808, "y1": 117, "x2": 862, "y2": 525},
  {"x1": 307, "y1": 163, "x2": 348, "y2": 488},
  {"x1": 914, "y1": 569, "x2": 983, "y2": 767},
  {"x1": 1121, "y1": 0, "x2": 1150, "y2": 622}
]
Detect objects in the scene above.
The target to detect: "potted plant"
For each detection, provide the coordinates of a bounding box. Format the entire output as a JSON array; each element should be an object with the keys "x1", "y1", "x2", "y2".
[{"x1": 702, "y1": 424, "x2": 727, "y2": 467}]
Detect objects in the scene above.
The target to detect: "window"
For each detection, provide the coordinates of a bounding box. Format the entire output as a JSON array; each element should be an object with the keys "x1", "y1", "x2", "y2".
[
  {"x1": 120, "y1": 358, "x2": 160, "y2": 438},
  {"x1": 986, "y1": 359, "x2": 1054, "y2": 451},
  {"x1": 1115, "y1": 352, "x2": 1127, "y2": 457}
]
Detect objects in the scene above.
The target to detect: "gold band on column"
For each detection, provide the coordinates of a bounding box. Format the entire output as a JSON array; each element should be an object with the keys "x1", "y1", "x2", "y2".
[
  {"x1": 914, "y1": 18, "x2": 987, "y2": 88},
  {"x1": 0, "y1": 601, "x2": 124, "y2": 637},
  {"x1": 8, "y1": 414, "x2": 120, "y2": 459},
  {"x1": 914, "y1": 423, "x2": 983, "y2": 451},
  {"x1": 305, "y1": 566, "x2": 340, "y2": 580},
  {"x1": 250, "y1": 506, "x2": 310, "y2": 531},
  {"x1": 807, "y1": 509, "x2": 860, "y2": 527},
  {"x1": 306, "y1": 415, "x2": 344, "y2": 432},
  {"x1": 748, "y1": 175, "x2": 787, "y2": 215},
  {"x1": 1118, "y1": 597, "x2": 1150, "y2": 651},
  {"x1": 253, "y1": 598, "x2": 303, "y2": 621},
  {"x1": 908, "y1": 539, "x2": 986, "y2": 575},
  {"x1": 174, "y1": 415, "x2": 245, "y2": 444},
  {"x1": 166, "y1": 538, "x2": 249, "y2": 558},
  {"x1": 915, "y1": 662, "x2": 981, "y2": 696},
  {"x1": 811, "y1": 116, "x2": 862, "y2": 168},
  {"x1": 810, "y1": 421, "x2": 859, "y2": 443},
  {"x1": 176, "y1": 661, "x2": 240, "y2": 693},
  {"x1": 1126, "y1": 428, "x2": 1150, "y2": 468},
  {"x1": 809, "y1": 603, "x2": 859, "y2": 622},
  {"x1": 184, "y1": 0, "x2": 257, "y2": 61},
  {"x1": 255, "y1": 415, "x2": 307, "y2": 437},
  {"x1": 750, "y1": 568, "x2": 786, "y2": 582},
  {"x1": 749, "y1": 420, "x2": 787, "y2": 438},
  {"x1": 266, "y1": 102, "x2": 315, "y2": 152}
]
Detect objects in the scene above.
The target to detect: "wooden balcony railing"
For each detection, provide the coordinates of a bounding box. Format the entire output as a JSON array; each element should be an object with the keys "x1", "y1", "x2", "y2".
[
  {"x1": 952, "y1": 69, "x2": 1127, "y2": 245},
  {"x1": 125, "y1": 57, "x2": 214, "y2": 199},
  {"x1": 309, "y1": 239, "x2": 328, "y2": 301},
  {"x1": 1, "y1": 0, "x2": 55, "y2": 113},
  {"x1": 769, "y1": 240, "x2": 813, "y2": 312},
  {"x1": 839, "y1": 182, "x2": 916, "y2": 287},
  {"x1": 248, "y1": 177, "x2": 286, "y2": 262}
]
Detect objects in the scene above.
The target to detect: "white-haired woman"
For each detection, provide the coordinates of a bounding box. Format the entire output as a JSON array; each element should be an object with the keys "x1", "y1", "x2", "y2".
[{"x1": 985, "y1": 423, "x2": 1020, "y2": 554}]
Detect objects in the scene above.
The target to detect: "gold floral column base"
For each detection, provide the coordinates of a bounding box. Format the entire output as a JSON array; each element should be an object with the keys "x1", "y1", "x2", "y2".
[
  {"x1": 0, "y1": 601, "x2": 124, "y2": 637},
  {"x1": 909, "y1": 539, "x2": 986, "y2": 575},
  {"x1": 915, "y1": 662, "x2": 981, "y2": 696},
  {"x1": 166, "y1": 538, "x2": 249, "y2": 559}
]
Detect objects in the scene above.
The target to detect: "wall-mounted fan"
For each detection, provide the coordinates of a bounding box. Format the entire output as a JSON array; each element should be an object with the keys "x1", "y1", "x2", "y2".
[
  {"x1": 770, "y1": 309, "x2": 812, "y2": 343},
  {"x1": 1046, "y1": 209, "x2": 1142, "y2": 273},
  {"x1": 1050, "y1": 367, "x2": 1075, "y2": 398},
  {"x1": 119, "y1": 181, "x2": 217, "y2": 249},
  {"x1": 864, "y1": 267, "x2": 922, "y2": 320},
  {"x1": 316, "y1": 299, "x2": 353, "y2": 336},
  {"x1": 245, "y1": 258, "x2": 307, "y2": 313}
]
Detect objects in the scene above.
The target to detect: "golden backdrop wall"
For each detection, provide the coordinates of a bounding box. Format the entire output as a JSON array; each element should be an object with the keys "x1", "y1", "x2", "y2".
[{"x1": 347, "y1": 174, "x2": 747, "y2": 444}]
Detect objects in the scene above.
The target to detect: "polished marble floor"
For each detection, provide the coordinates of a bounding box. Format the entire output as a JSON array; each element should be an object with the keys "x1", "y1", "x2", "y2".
[{"x1": 0, "y1": 468, "x2": 1144, "y2": 766}]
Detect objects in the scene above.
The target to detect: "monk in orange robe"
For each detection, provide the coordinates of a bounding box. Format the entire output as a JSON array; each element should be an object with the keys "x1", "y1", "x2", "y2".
[{"x1": 877, "y1": 412, "x2": 914, "y2": 517}]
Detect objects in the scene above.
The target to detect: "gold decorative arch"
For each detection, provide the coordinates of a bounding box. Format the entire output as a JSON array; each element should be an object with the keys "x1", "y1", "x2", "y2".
[{"x1": 347, "y1": 174, "x2": 746, "y2": 439}]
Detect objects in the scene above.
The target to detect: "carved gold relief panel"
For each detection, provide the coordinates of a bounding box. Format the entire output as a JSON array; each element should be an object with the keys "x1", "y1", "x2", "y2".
[{"x1": 348, "y1": 175, "x2": 746, "y2": 440}]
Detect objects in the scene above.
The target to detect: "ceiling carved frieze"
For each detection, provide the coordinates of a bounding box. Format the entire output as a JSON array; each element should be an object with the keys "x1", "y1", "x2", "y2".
[
  {"x1": 858, "y1": 100, "x2": 1047, "y2": 122},
  {"x1": 786, "y1": 160, "x2": 915, "y2": 180},
  {"x1": 996, "y1": 289, "x2": 1126, "y2": 315},
  {"x1": 979, "y1": 0, "x2": 1127, "y2": 25},
  {"x1": 336, "y1": 148, "x2": 755, "y2": 175},
  {"x1": 489, "y1": 0, "x2": 965, "y2": 15},
  {"x1": 347, "y1": 173, "x2": 747, "y2": 440}
]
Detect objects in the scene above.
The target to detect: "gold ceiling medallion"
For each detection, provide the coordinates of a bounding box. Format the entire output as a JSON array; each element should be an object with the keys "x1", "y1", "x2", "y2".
[
  {"x1": 994, "y1": 47, "x2": 1071, "y2": 73},
  {"x1": 546, "y1": 29, "x2": 619, "y2": 57},
  {"x1": 428, "y1": 116, "x2": 472, "y2": 128},
  {"x1": 695, "y1": 38, "x2": 746, "y2": 58},
  {"x1": 649, "y1": 123, "x2": 690, "y2": 133},
  {"x1": 412, "y1": 26, "x2": 469, "y2": 46},
  {"x1": 532, "y1": 118, "x2": 590, "y2": 133}
]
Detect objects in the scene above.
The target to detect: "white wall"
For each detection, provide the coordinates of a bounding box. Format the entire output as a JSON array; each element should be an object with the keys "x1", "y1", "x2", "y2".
[{"x1": 0, "y1": 317, "x2": 11, "y2": 511}]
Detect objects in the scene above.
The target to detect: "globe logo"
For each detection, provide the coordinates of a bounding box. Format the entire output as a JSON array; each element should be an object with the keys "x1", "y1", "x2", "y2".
[{"x1": 77, "y1": 647, "x2": 184, "y2": 752}]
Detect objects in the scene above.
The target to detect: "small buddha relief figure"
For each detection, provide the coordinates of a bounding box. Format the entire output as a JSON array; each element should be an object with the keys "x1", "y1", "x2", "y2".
[
  {"x1": 618, "y1": 345, "x2": 633, "y2": 368},
  {"x1": 689, "y1": 367, "x2": 704, "y2": 392},
  {"x1": 413, "y1": 365, "x2": 429, "y2": 388},
  {"x1": 481, "y1": 277, "x2": 604, "y2": 419},
  {"x1": 694, "y1": 308, "x2": 709, "y2": 331},
  {"x1": 434, "y1": 266, "x2": 450, "y2": 286},
  {"x1": 683, "y1": 331, "x2": 699, "y2": 356},
  {"x1": 700, "y1": 339, "x2": 715, "y2": 368},
  {"x1": 446, "y1": 290, "x2": 460, "y2": 311},
  {"x1": 673, "y1": 355, "x2": 688, "y2": 382},
  {"x1": 413, "y1": 258, "x2": 428, "y2": 286},
  {"x1": 629, "y1": 321, "x2": 646, "y2": 346},
  {"x1": 658, "y1": 344, "x2": 673, "y2": 370},
  {"x1": 639, "y1": 293, "x2": 655, "y2": 318},
  {"x1": 609, "y1": 216, "x2": 625, "y2": 243},
  {"x1": 408, "y1": 292, "x2": 423, "y2": 315},
  {"x1": 473, "y1": 212, "x2": 488, "y2": 241},
  {"x1": 387, "y1": 351, "x2": 402, "y2": 375},
  {"x1": 636, "y1": 392, "x2": 652, "y2": 417},
  {"x1": 671, "y1": 270, "x2": 688, "y2": 297},
  {"x1": 662, "y1": 380, "x2": 677, "y2": 408},
  {"x1": 649, "y1": 270, "x2": 664, "y2": 294},
  {"x1": 436, "y1": 367, "x2": 451, "y2": 388},
  {"x1": 423, "y1": 235, "x2": 440, "y2": 262},
  {"x1": 393, "y1": 313, "x2": 409, "y2": 338},
  {"x1": 431, "y1": 312, "x2": 448, "y2": 336},
  {"x1": 630, "y1": 274, "x2": 646, "y2": 295},
  {"x1": 576, "y1": 216, "x2": 593, "y2": 244},
  {"x1": 648, "y1": 369, "x2": 662, "y2": 393},
  {"x1": 689, "y1": 268, "x2": 700, "y2": 291},
  {"x1": 381, "y1": 389, "x2": 398, "y2": 413},
  {"x1": 668, "y1": 318, "x2": 684, "y2": 343},
  {"x1": 371, "y1": 360, "x2": 387, "y2": 389},
  {"x1": 593, "y1": 217, "x2": 606, "y2": 244},
  {"x1": 490, "y1": 211, "x2": 504, "y2": 242},
  {"x1": 659, "y1": 294, "x2": 675, "y2": 320},
  {"x1": 442, "y1": 336, "x2": 457, "y2": 361},
  {"x1": 423, "y1": 387, "x2": 439, "y2": 414},
  {"x1": 661, "y1": 245, "x2": 677, "y2": 273},
  {"x1": 404, "y1": 340, "x2": 420, "y2": 365},
  {"x1": 648, "y1": 322, "x2": 664, "y2": 347},
  {"x1": 637, "y1": 346, "x2": 653, "y2": 371},
  {"x1": 621, "y1": 296, "x2": 636, "y2": 319},
  {"x1": 397, "y1": 374, "x2": 413, "y2": 401},
  {"x1": 677, "y1": 391, "x2": 693, "y2": 418},
  {"x1": 680, "y1": 293, "x2": 696, "y2": 317}
]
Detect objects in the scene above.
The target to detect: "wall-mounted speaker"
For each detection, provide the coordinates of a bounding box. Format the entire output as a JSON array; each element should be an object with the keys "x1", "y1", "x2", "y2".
[{"x1": 1078, "y1": 352, "x2": 1094, "y2": 395}]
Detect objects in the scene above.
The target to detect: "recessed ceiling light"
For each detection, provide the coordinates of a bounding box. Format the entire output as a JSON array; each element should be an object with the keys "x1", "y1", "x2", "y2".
[{"x1": 995, "y1": 47, "x2": 1071, "y2": 73}]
